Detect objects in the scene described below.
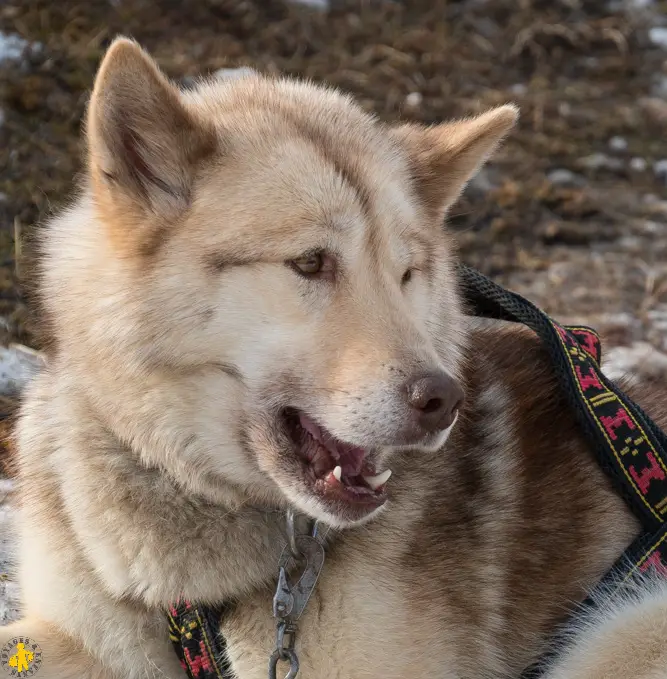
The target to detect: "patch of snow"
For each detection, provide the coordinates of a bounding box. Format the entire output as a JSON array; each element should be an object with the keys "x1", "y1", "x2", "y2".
[
  {"x1": 649, "y1": 27, "x2": 667, "y2": 49},
  {"x1": 0, "y1": 32, "x2": 41, "y2": 67},
  {"x1": 0, "y1": 495, "x2": 17, "y2": 624},
  {"x1": 0, "y1": 32, "x2": 29, "y2": 63},
  {"x1": 0, "y1": 345, "x2": 45, "y2": 398},
  {"x1": 603, "y1": 342, "x2": 667, "y2": 383}
]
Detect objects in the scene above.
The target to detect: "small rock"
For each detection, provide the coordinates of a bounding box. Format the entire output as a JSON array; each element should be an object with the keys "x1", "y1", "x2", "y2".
[
  {"x1": 630, "y1": 157, "x2": 648, "y2": 172},
  {"x1": 649, "y1": 27, "x2": 667, "y2": 50},
  {"x1": 404, "y1": 92, "x2": 423, "y2": 108},
  {"x1": 509, "y1": 84, "x2": 527, "y2": 96},
  {"x1": 558, "y1": 102, "x2": 572, "y2": 117},
  {"x1": 608, "y1": 136, "x2": 628, "y2": 152},
  {"x1": 652, "y1": 75, "x2": 667, "y2": 99},
  {"x1": 654, "y1": 159, "x2": 667, "y2": 182},
  {"x1": 641, "y1": 220, "x2": 665, "y2": 234},
  {"x1": 214, "y1": 66, "x2": 256, "y2": 81},
  {"x1": 578, "y1": 153, "x2": 624, "y2": 172},
  {"x1": 639, "y1": 97, "x2": 667, "y2": 125},
  {"x1": 647, "y1": 306, "x2": 667, "y2": 332},
  {"x1": 619, "y1": 235, "x2": 642, "y2": 251},
  {"x1": 474, "y1": 17, "x2": 500, "y2": 39},
  {"x1": 547, "y1": 169, "x2": 586, "y2": 186},
  {"x1": 643, "y1": 198, "x2": 667, "y2": 215}
]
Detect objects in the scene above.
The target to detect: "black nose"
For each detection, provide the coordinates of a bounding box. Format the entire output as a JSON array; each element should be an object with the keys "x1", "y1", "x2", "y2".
[{"x1": 405, "y1": 371, "x2": 464, "y2": 433}]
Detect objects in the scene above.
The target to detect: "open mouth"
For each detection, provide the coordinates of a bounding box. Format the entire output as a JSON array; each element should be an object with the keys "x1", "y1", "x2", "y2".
[{"x1": 282, "y1": 408, "x2": 391, "y2": 517}]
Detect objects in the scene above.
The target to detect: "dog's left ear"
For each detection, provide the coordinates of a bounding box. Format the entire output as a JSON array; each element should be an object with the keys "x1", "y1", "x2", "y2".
[{"x1": 392, "y1": 105, "x2": 518, "y2": 221}]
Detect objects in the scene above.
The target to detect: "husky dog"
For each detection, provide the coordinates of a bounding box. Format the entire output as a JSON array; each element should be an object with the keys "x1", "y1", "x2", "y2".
[{"x1": 2, "y1": 37, "x2": 666, "y2": 679}]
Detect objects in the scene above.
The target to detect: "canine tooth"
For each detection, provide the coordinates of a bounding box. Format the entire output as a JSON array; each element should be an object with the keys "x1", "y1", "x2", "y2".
[
  {"x1": 333, "y1": 465, "x2": 342, "y2": 482},
  {"x1": 362, "y1": 469, "x2": 392, "y2": 490}
]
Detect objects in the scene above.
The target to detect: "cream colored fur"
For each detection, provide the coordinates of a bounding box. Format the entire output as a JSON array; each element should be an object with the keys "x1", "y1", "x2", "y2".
[{"x1": 2, "y1": 37, "x2": 666, "y2": 679}]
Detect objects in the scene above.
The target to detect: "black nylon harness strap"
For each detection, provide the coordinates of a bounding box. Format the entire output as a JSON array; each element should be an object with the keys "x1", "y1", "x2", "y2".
[
  {"x1": 169, "y1": 265, "x2": 667, "y2": 679},
  {"x1": 458, "y1": 264, "x2": 667, "y2": 530}
]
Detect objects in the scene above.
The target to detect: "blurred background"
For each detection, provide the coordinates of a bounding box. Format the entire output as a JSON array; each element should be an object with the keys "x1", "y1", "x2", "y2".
[{"x1": 0, "y1": 0, "x2": 667, "y2": 364}]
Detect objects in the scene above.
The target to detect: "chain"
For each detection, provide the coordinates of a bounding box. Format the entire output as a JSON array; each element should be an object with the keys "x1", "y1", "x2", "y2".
[
  {"x1": 268, "y1": 513, "x2": 328, "y2": 679},
  {"x1": 268, "y1": 620, "x2": 299, "y2": 679}
]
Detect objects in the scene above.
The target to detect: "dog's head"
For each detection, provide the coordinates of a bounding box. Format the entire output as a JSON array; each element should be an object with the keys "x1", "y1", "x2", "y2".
[{"x1": 44, "y1": 38, "x2": 516, "y2": 527}]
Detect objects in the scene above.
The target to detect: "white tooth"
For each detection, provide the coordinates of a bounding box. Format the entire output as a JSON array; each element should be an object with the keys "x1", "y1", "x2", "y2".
[
  {"x1": 362, "y1": 469, "x2": 392, "y2": 490},
  {"x1": 333, "y1": 466, "x2": 342, "y2": 482}
]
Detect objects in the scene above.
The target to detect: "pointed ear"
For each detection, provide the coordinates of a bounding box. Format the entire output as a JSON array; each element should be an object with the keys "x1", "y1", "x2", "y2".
[
  {"x1": 87, "y1": 37, "x2": 216, "y2": 223},
  {"x1": 391, "y1": 105, "x2": 518, "y2": 221}
]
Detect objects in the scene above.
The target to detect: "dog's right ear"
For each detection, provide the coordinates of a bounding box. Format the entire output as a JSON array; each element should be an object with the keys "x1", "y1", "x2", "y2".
[
  {"x1": 391, "y1": 105, "x2": 518, "y2": 223},
  {"x1": 87, "y1": 37, "x2": 216, "y2": 227}
]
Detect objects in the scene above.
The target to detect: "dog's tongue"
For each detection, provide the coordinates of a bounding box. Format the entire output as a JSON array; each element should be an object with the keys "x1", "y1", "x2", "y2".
[{"x1": 299, "y1": 412, "x2": 366, "y2": 476}]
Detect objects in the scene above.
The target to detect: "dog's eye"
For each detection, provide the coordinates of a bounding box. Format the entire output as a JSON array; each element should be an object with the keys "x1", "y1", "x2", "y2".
[
  {"x1": 401, "y1": 268, "x2": 413, "y2": 285},
  {"x1": 290, "y1": 253, "x2": 324, "y2": 276}
]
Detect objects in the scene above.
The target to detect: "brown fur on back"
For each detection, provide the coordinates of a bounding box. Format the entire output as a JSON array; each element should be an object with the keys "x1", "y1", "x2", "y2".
[{"x1": 407, "y1": 322, "x2": 643, "y2": 674}]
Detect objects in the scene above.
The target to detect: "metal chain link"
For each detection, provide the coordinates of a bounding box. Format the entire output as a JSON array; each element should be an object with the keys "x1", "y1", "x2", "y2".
[{"x1": 268, "y1": 513, "x2": 328, "y2": 679}]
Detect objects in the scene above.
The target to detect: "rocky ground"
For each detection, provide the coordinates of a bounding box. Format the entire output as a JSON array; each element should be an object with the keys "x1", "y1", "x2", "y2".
[{"x1": 0, "y1": 0, "x2": 666, "y2": 622}]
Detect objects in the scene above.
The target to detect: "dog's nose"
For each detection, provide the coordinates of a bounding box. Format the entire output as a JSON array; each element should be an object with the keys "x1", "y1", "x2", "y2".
[{"x1": 405, "y1": 372, "x2": 464, "y2": 433}]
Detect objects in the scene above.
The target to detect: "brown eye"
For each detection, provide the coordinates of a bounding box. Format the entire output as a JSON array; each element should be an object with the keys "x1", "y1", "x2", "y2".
[
  {"x1": 401, "y1": 268, "x2": 413, "y2": 285},
  {"x1": 290, "y1": 252, "x2": 324, "y2": 276}
]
